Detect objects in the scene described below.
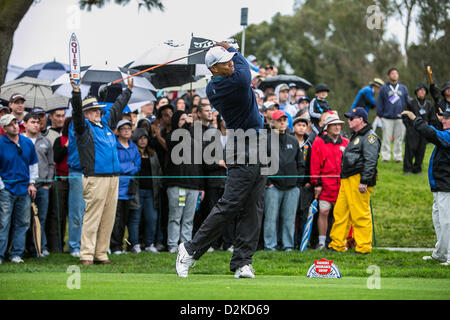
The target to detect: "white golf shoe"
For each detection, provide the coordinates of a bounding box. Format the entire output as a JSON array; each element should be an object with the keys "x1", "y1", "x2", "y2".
[
  {"x1": 234, "y1": 264, "x2": 255, "y2": 279},
  {"x1": 176, "y1": 243, "x2": 196, "y2": 278}
]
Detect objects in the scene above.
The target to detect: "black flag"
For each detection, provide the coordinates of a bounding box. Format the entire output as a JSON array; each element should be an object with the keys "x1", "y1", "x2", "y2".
[{"x1": 188, "y1": 37, "x2": 216, "y2": 64}]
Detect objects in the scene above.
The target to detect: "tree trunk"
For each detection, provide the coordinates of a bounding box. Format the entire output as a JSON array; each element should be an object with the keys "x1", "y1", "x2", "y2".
[{"x1": 0, "y1": 0, "x2": 34, "y2": 85}]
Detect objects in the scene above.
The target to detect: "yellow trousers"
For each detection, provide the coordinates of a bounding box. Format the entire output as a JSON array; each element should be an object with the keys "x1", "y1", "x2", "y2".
[
  {"x1": 80, "y1": 176, "x2": 119, "y2": 261},
  {"x1": 329, "y1": 174, "x2": 373, "y2": 253}
]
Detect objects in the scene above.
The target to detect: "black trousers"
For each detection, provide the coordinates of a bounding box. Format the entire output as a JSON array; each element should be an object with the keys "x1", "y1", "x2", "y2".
[
  {"x1": 185, "y1": 164, "x2": 266, "y2": 271},
  {"x1": 46, "y1": 179, "x2": 69, "y2": 252},
  {"x1": 404, "y1": 126, "x2": 427, "y2": 173},
  {"x1": 110, "y1": 200, "x2": 130, "y2": 252}
]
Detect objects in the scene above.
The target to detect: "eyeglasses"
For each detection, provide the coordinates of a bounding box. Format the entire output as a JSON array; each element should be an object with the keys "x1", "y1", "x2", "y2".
[{"x1": 16, "y1": 143, "x2": 22, "y2": 155}]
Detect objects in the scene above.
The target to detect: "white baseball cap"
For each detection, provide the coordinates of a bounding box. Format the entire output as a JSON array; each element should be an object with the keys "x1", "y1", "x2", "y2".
[
  {"x1": 0, "y1": 114, "x2": 17, "y2": 128},
  {"x1": 205, "y1": 46, "x2": 237, "y2": 68}
]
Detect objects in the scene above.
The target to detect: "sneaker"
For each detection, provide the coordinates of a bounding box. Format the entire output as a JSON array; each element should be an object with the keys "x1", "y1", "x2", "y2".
[
  {"x1": 40, "y1": 249, "x2": 50, "y2": 257},
  {"x1": 441, "y1": 262, "x2": 450, "y2": 266},
  {"x1": 145, "y1": 244, "x2": 159, "y2": 254},
  {"x1": 316, "y1": 244, "x2": 326, "y2": 250},
  {"x1": 112, "y1": 250, "x2": 123, "y2": 255},
  {"x1": 132, "y1": 245, "x2": 141, "y2": 254},
  {"x1": 423, "y1": 255, "x2": 445, "y2": 262},
  {"x1": 207, "y1": 247, "x2": 215, "y2": 253},
  {"x1": 227, "y1": 245, "x2": 234, "y2": 253},
  {"x1": 10, "y1": 256, "x2": 24, "y2": 263},
  {"x1": 234, "y1": 264, "x2": 255, "y2": 279},
  {"x1": 70, "y1": 251, "x2": 80, "y2": 258},
  {"x1": 169, "y1": 247, "x2": 178, "y2": 254},
  {"x1": 176, "y1": 243, "x2": 196, "y2": 278},
  {"x1": 155, "y1": 243, "x2": 165, "y2": 252}
]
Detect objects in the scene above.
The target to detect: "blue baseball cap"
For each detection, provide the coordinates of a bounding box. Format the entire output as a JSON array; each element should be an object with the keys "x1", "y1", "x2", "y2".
[
  {"x1": 344, "y1": 107, "x2": 368, "y2": 122},
  {"x1": 297, "y1": 96, "x2": 310, "y2": 104}
]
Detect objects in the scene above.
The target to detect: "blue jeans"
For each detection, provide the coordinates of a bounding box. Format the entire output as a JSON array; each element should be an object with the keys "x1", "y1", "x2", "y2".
[
  {"x1": 68, "y1": 169, "x2": 85, "y2": 253},
  {"x1": 34, "y1": 186, "x2": 50, "y2": 252},
  {"x1": 128, "y1": 189, "x2": 158, "y2": 247},
  {"x1": 263, "y1": 186, "x2": 300, "y2": 250},
  {"x1": 0, "y1": 189, "x2": 31, "y2": 260}
]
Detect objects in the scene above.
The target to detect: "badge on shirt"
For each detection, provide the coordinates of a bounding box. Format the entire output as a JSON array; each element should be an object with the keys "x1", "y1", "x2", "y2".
[
  {"x1": 367, "y1": 135, "x2": 376, "y2": 144},
  {"x1": 419, "y1": 108, "x2": 426, "y2": 115},
  {"x1": 354, "y1": 137, "x2": 360, "y2": 145},
  {"x1": 388, "y1": 94, "x2": 400, "y2": 104}
]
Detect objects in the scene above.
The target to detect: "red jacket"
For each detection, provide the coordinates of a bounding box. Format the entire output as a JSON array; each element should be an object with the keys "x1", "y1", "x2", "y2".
[{"x1": 310, "y1": 133, "x2": 349, "y2": 203}]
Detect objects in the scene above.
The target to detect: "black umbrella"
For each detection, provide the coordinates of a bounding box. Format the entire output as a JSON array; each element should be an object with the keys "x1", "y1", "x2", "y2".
[{"x1": 259, "y1": 75, "x2": 313, "y2": 91}]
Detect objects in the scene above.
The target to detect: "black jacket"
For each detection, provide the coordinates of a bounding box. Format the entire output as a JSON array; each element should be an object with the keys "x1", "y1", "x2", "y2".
[
  {"x1": 165, "y1": 126, "x2": 204, "y2": 190},
  {"x1": 340, "y1": 124, "x2": 380, "y2": 186},
  {"x1": 413, "y1": 117, "x2": 450, "y2": 192},
  {"x1": 267, "y1": 130, "x2": 305, "y2": 190},
  {"x1": 403, "y1": 97, "x2": 435, "y2": 128},
  {"x1": 201, "y1": 124, "x2": 226, "y2": 189}
]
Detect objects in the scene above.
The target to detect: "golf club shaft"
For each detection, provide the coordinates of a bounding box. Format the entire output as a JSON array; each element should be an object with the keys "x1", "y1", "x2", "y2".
[{"x1": 110, "y1": 48, "x2": 209, "y2": 86}]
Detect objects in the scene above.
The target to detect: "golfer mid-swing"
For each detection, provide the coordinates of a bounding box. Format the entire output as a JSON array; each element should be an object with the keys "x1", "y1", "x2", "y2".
[{"x1": 176, "y1": 42, "x2": 266, "y2": 278}]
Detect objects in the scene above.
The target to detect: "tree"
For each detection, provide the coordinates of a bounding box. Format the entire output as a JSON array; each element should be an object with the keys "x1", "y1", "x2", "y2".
[{"x1": 0, "y1": 0, "x2": 164, "y2": 85}]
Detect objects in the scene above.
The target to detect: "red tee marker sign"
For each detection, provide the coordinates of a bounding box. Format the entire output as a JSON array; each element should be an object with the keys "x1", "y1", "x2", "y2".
[{"x1": 307, "y1": 258, "x2": 341, "y2": 278}]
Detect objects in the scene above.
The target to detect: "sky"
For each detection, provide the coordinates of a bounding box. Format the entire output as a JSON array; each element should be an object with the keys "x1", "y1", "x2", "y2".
[{"x1": 8, "y1": 0, "x2": 418, "y2": 70}]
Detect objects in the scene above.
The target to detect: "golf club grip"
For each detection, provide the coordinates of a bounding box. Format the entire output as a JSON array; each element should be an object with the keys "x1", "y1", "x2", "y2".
[{"x1": 111, "y1": 48, "x2": 209, "y2": 85}]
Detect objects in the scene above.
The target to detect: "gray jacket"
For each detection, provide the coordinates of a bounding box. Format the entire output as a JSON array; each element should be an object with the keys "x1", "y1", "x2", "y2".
[{"x1": 31, "y1": 133, "x2": 55, "y2": 187}]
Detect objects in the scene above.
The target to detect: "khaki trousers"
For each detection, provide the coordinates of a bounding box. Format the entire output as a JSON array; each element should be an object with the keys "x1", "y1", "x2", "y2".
[
  {"x1": 80, "y1": 176, "x2": 119, "y2": 261},
  {"x1": 381, "y1": 118, "x2": 405, "y2": 162}
]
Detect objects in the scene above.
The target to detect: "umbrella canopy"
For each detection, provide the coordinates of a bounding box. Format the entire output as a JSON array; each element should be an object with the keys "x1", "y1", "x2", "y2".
[
  {"x1": 31, "y1": 202, "x2": 41, "y2": 257},
  {"x1": 128, "y1": 38, "x2": 211, "y2": 89},
  {"x1": 51, "y1": 65, "x2": 156, "y2": 111},
  {"x1": 163, "y1": 75, "x2": 212, "y2": 92},
  {"x1": 16, "y1": 61, "x2": 70, "y2": 82},
  {"x1": 0, "y1": 77, "x2": 69, "y2": 112},
  {"x1": 258, "y1": 75, "x2": 313, "y2": 91}
]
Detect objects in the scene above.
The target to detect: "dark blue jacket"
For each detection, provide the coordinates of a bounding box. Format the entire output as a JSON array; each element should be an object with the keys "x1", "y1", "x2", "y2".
[
  {"x1": 206, "y1": 47, "x2": 264, "y2": 131},
  {"x1": 117, "y1": 138, "x2": 141, "y2": 200},
  {"x1": 72, "y1": 89, "x2": 131, "y2": 176},
  {"x1": 413, "y1": 117, "x2": 450, "y2": 192},
  {"x1": 376, "y1": 82, "x2": 409, "y2": 119},
  {"x1": 67, "y1": 122, "x2": 81, "y2": 171}
]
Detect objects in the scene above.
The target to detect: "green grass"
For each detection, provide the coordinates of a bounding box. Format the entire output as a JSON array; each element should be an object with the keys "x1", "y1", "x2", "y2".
[
  {"x1": 372, "y1": 144, "x2": 435, "y2": 247},
  {"x1": 1, "y1": 249, "x2": 449, "y2": 300}
]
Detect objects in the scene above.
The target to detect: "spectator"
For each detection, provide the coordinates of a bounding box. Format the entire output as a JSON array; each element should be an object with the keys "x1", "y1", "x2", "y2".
[
  {"x1": 295, "y1": 89, "x2": 306, "y2": 102},
  {"x1": 29, "y1": 107, "x2": 48, "y2": 135},
  {"x1": 137, "y1": 101, "x2": 154, "y2": 122},
  {"x1": 23, "y1": 112, "x2": 55, "y2": 257},
  {"x1": 71, "y1": 76, "x2": 133, "y2": 265},
  {"x1": 128, "y1": 128, "x2": 162, "y2": 253},
  {"x1": 329, "y1": 107, "x2": 380, "y2": 254},
  {"x1": 165, "y1": 110, "x2": 203, "y2": 253},
  {"x1": 292, "y1": 115, "x2": 313, "y2": 248},
  {"x1": 310, "y1": 113, "x2": 349, "y2": 250},
  {"x1": 350, "y1": 78, "x2": 384, "y2": 114},
  {"x1": 254, "y1": 89, "x2": 264, "y2": 110},
  {"x1": 261, "y1": 101, "x2": 278, "y2": 130},
  {"x1": 0, "y1": 93, "x2": 27, "y2": 136},
  {"x1": 136, "y1": 117, "x2": 152, "y2": 136},
  {"x1": 67, "y1": 114, "x2": 85, "y2": 258},
  {"x1": 297, "y1": 96, "x2": 310, "y2": 116},
  {"x1": 0, "y1": 114, "x2": 38, "y2": 264},
  {"x1": 110, "y1": 120, "x2": 141, "y2": 255},
  {"x1": 263, "y1": 110, "x2": 304, "y2": 251},
  {"x1": 401, "y1": 107, "x2": 450, "y2": 266},
  {"x1": 155, "y1": 96, "x2": 171, "y2": 111},
  {"x1": 309, "y1": 84, "x2": 332, "y2": 135},
  {"x1": 0, "y1": 105, "x2": 10, "y2": 118},
  {"x1": 43, "y1": 109, "x2": 66, "y2": 145},
  {"x1": 275, "y1": 83, "x2": 297, "y2": 118},
  {"x1": 189, "y1": 95, "x2": 201, "y2": 112},
  {"x1": 376, "y1": 67, "x2": 409, "y2": 163},
  {"x1": 402, "y1": 83, "x2": 434, "y2": 174},
  {"x1": 180, "y1": 89, "x2": 196, "y2": 109},
  {"x1": 49, "y1": 117, "x2": 71, "y2": 253},
  {"x1": 429, "y1": 82, "x2": 450, "y2": 129},
  {"x1": 175, "y1": 98, "x2": 186, "y2": 111},
  {"x1": 288, "y1": 83, "x2": 298, "y2": 105}
]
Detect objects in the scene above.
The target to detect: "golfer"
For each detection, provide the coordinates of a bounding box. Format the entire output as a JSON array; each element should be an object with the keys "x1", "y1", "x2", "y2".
[{"x1": 176, "y1": 42, "x2": 266, "y2": 278}]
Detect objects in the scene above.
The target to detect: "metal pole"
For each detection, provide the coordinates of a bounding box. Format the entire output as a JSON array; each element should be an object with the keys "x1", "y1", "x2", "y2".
[{"x1": 241, "y1": 26, "x2": 246, "y2": 57}]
